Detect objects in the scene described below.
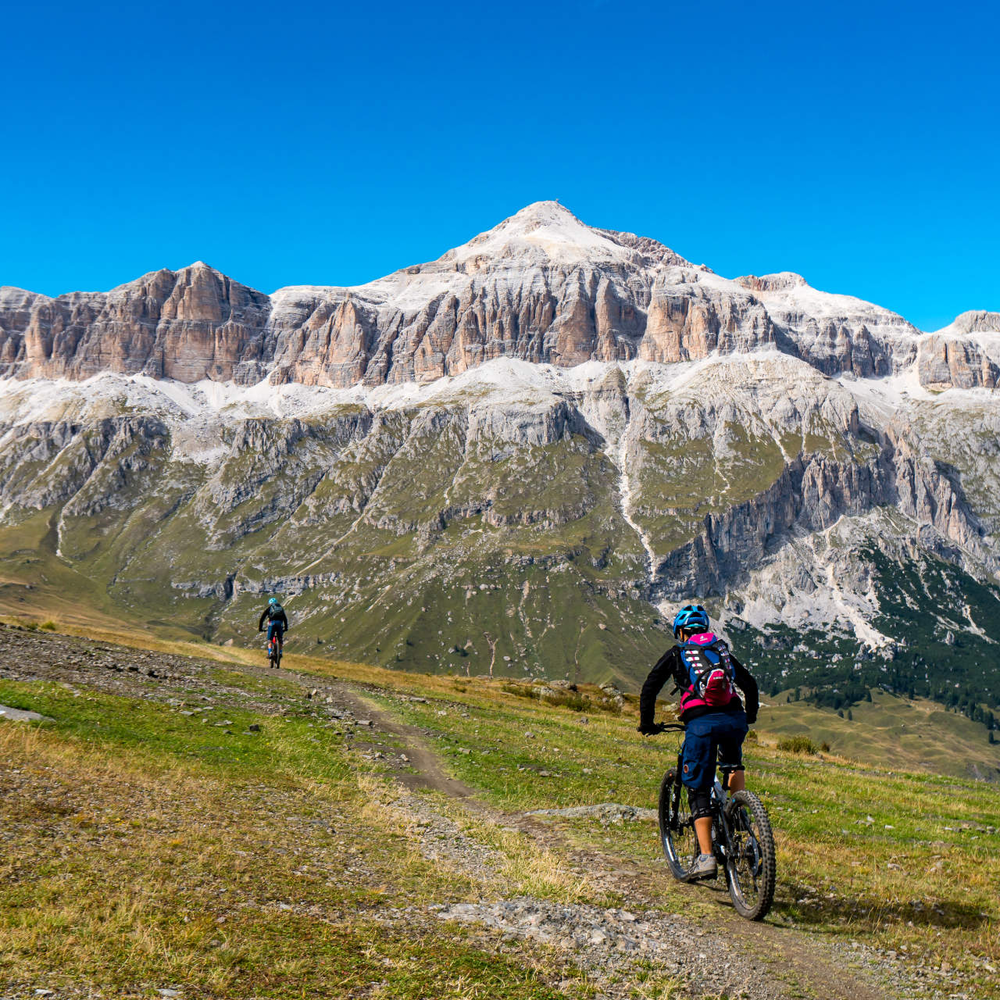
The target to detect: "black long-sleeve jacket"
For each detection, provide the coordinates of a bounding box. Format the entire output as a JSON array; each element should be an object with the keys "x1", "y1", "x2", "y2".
[
  {"x1": 639, "y1": 643, "x2": 759, "y2": 730},
  {"x1": 258, "y1": 605, "x2": 289, "y2": 631}
]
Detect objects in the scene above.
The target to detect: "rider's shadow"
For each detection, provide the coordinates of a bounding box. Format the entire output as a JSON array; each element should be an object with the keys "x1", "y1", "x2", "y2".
[{"x1": 766, "y1": 883, "x2": 991, "y2": 931}]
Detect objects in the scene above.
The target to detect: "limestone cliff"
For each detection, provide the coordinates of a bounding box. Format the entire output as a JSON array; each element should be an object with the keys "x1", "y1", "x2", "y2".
[
  {"x1": 2, "y1": 202, "x2": 994, "y2": 390},
  {"x1": 0, "y1": 264, "x2": 271, "y2": 384},
  {"x1": 917, "y1": 312, "x2": 1000, "y2": 390}
]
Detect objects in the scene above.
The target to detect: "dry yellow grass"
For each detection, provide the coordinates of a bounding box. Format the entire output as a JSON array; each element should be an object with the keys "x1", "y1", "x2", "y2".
[
  {"x1": 0, "y1": 693, "x2": 603, "y2": 999},
  {"x1": 5, "y1": 616, "x2": 997, "y2": 996}
]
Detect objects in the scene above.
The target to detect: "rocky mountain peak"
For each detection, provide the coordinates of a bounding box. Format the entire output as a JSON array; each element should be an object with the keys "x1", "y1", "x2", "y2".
[
  {"x1": 1, "y1": 205, "x2": 996, "y2": 391},
  {"x1": 937, "y1": 310, "x2": 1000, "y2": 337},
  {"x1": 502, "y1": 199, "x2": 578, "y2": 228},
  {"x1": 441, "y1": 200, "x2": 690, "y2": 270}
]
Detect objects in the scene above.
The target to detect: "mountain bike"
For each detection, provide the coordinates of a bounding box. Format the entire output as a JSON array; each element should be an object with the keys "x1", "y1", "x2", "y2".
[
  {"x1": 265, "y1": 630, "x2": 283, "y2": 669},
  {"x1": 656, "y1": 722, "x2": 776, "y2": 920}
]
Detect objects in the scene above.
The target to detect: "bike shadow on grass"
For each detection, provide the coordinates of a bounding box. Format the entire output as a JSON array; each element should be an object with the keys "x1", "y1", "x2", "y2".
[{"x1": 757, "y1": 878, "x2": 992, "y2": 932}]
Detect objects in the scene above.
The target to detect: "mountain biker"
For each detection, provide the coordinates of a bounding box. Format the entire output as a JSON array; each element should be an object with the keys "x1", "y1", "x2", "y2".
[
  {"x1": 257, "y1": 597, "x2": 289, "y2": 661},
  {"x1": 638, "y1": 604, "x2": 759, "y2": 880}
]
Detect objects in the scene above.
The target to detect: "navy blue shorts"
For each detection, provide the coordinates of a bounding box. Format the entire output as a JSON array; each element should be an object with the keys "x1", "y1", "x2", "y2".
[
  {"x1": 680, "y1": 711, "x2": 748, "y2": 791},
  {"x1": 267, "y1": 621, "x2": 284, "y2": 642}
]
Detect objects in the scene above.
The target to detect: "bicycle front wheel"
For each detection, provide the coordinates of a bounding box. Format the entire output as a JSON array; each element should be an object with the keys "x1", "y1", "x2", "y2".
[
  {"x1": 658, "y1": 769, "x2": 697, "y2": 881},
  {"x1": 724, "y1": 790, "x2": 776, "y2": 920}
]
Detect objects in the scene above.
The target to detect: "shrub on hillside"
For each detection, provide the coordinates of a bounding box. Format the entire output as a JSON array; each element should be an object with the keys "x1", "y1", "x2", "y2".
[
  {"x1": 777, "y1": 735, "x2": 819, "y2": 754},
  {"x1": 500, "y1": 681, "x2": 539, "y2": 700},
  {"x1": 498, "y1": 681, "x2": 620, "y2": 715},
  {"x1": 546, "y1": 690, "x2": 591, "y2": 713}
]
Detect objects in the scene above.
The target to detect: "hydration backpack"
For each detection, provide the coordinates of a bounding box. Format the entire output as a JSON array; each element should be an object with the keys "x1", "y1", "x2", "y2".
[
  {"x1": 679, "y1": 633, "x2": 736, "y2": 710},
  {"x1": 267, "y1": 602, "x2": 285, "y2": 621}
]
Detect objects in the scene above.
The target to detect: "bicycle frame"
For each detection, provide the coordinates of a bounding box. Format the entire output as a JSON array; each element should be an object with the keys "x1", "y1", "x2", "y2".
[{"x1": 710, "y1": 772, "x2": 737, "y2": 863}]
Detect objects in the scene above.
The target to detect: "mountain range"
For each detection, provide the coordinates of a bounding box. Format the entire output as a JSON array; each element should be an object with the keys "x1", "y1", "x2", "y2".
[
  {"x1": 1, "y1": 201, "x2": 998, "y2": 721},
  {"x1": 3, "y1": 201, "x2": 998, "y2": 391}
]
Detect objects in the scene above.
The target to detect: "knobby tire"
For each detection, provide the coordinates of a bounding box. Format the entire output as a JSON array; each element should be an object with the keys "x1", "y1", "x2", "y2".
[
  {"x1": 658, "y1": 769, "x2": 697, "y2": 882},
  {"x1": 723, "y1": 790, "x2": 776, "y2": 920}
]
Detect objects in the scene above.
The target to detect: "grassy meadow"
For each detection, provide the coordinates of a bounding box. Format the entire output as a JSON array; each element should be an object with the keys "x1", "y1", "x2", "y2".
[
  {"x1": 1, "y1": 617, "x2": 998, "y2": 998},
  {"x1": 0, "y1": 670, "x2": 605, "y2": 999}
]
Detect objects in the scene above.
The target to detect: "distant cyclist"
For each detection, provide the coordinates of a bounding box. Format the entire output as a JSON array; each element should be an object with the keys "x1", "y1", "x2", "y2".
[
  {"x1": 257, "y1": 597, "x2": 289, "y2": 663},
  {"x1": 638, "y1": 604, "x2": 759, "y2": 880}
]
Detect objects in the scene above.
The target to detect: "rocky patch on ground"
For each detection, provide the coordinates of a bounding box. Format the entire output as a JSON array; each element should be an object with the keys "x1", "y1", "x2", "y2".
[
  {"x1": 527, "y1": 803, "x2": 656, "y2": 824},
  {"x1": 433, "y1": 897, "x2": 770, "y2": 999}
]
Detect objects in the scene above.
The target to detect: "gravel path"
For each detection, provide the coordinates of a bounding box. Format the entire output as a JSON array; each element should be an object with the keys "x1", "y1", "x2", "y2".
[{"x1": 434, "y1": 898, "x2": 774, "y2": 999}]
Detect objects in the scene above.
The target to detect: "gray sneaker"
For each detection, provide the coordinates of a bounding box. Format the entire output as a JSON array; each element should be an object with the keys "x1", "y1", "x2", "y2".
[{"x1": 688, "y1": 853, "x2": 718, "y2": 880}]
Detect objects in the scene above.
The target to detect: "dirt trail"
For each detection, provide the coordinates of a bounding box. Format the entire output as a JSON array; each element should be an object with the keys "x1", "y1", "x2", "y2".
[
  {"x1": 323, "y1": 681, "x2": 478, "y2": 798},
  {"x1": 229, "y1": 664, "x2": 892, "y2": 1000},
  {"x1": 318, "y1": 679, "x2": 893, "y2": 1000},
  {"x1": 0, "y1": 627, "x2": 922, "y2": 1000}
]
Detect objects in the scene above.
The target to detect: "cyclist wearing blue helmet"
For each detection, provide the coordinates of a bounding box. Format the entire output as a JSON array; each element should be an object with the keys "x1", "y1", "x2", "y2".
[
  {"x1": 639, "y1": 603, "x2": 758, "y2": 880},
  {"x1": 257, "y1": 597, "x2": 289, "y2": 661}
]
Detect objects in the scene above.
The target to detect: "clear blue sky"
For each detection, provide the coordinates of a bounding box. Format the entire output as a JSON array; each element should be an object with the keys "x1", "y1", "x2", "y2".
[{"x1": 2, "y1": 0, "x2": 997, "y2": 331}]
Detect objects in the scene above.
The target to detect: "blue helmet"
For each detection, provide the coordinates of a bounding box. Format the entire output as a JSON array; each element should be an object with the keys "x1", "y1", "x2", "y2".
[
  {"x1": 268, "y1": 597, "x2": 278, "y2": 605},
  {"x1": 673, "y1": 603, "x2": 709, "y2": 637}
]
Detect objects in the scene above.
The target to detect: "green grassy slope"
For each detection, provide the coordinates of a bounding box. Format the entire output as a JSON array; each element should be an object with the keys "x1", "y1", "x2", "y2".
[
  {"x1": 0, "y1": 674, "x2": 602, "y2": 999},
  {"x1": 344, "y1": 669, "x2": 1000, "y2": 997},
  {"x1": 2, "y1": 630, "x2": 999, "y2": 998},
  {"x1": 758, "y1": 689, "x2": 1000, "y2": 781},
  {"x1": 7, "y1": 632, "x2": 1000, "y2": 998}
]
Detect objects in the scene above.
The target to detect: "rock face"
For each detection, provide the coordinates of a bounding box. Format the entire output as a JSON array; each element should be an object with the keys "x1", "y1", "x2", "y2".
[
  {"x1": 0, "y1": 264, "x2": 271, "y2": 384},
  {"x1": 1, "y1": 347, "x2": 998, "y2": 686},
  {"x1": 2, "y1": 201, "x2": 992, "y2": 390},
  {"x1": 733, "y1": 271, "x2": 918, "y2": 377},
  {"x1": 917, "y1": 312, "x2": 1000, "y2": 390}
]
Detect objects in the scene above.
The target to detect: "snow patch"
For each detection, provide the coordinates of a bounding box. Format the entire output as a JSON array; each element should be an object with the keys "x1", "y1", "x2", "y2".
[
  {"x1": 448, "y1": 201, "x2": 632, "y2": 266},
  {"x1": 0, "y1": 351, "x2": 859, "y2": 430},
  {"x1": 836, "y1": 367, "x2": 935, "y2": 418}
]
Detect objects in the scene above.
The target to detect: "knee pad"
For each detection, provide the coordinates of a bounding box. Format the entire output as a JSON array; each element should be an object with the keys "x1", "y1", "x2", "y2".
[{"x1": 687, "y1": 787, "x2": 712, "y2": 821}]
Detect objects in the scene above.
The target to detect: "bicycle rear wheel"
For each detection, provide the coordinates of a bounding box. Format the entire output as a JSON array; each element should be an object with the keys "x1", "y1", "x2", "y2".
[
  {"x1": 724, "y1": 790, "x2": 776, "y2": 920},
  {"x1": 658, "y1": 769, "x2": 697, "y2": 881}
]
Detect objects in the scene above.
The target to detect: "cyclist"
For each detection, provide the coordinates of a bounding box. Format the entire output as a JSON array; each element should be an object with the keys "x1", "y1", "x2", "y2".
[
  {"x1": 638, "y1": 604, "x2": 758, "y2": 879},
  {"x1": 257, "y1": 597, "x2": 289, "y2": 663}
]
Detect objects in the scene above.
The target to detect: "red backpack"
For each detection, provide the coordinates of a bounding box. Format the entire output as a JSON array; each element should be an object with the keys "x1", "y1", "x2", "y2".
[{"x1": 678, "y1": 632, "x2": 737, "y2": 714}]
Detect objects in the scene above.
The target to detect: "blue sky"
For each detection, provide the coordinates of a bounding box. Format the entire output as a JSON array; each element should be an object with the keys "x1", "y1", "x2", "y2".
[{"x1": 2, "y1": 0, "x2": 997, "y2": 331}]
